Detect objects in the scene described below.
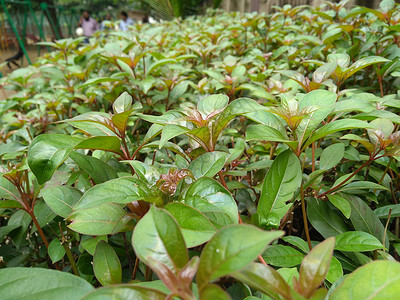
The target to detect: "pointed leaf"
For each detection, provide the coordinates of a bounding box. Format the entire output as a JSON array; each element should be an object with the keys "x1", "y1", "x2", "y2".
[
  {"x1": 132, "y1": 206, "x2": 188, "y2": 273},
  {"x1": 0, "y1": 268, "x2": 94, "y2": 300},
  {"x1": 28, "y1": 134, "x2": 83, "y2": 184},
  {"x1": 257, "y1": 150, "x2": 302, "y2": 228},
  {"x1": 197, "y1": 224, "x2": 283, "y2": 288},
  {"x1": 331, "y1": 261, "x2": 400, "y2": 300},
  {"x1": 231, "y1": 262, "x2": 291, "y2": 300},
  {"x1": 188, "y1": 151, "x2": 228, "y2": 179},
  {"x1": 335, "y1": 231, "x2": 384, "y2": 252},
  {"x1": 298, "y1": 237, "x2": 335, "y2": 297},
  {"x1": 93, "y1": 240, "x2": 122, "y2": 285},
  {"x1": 41, "y1": 186, "x2": 82, "y2": 218},
  {"x1": 164, "y1": 202, "x2": 217, "y2": 247}
]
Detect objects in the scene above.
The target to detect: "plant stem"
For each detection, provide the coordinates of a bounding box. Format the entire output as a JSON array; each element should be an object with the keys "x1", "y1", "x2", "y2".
[
  {"x1": 218, "y1": 171, "x2": 228, "y2": 190},
  {"x1": 383, "y1": 209, "x2": 392, "y2": 250},
  {"x1": 62, "y1": 242, "x2": 79, "y2": 275},
  {"x1": 28, "y1": 210, "x2": 50, "y2": 249},
  {"x1": 317, "y1": 159, "x2": 372, "y2": 198},
  {"x1": 300, "y1": 182, "x2": 312, "y2": 250},
  {"x1": 132, "y1": 257, "x2": 140, "y2": 280},
  {"x1": 311, "y1": 142, "x2": 315, "y2": 172}
]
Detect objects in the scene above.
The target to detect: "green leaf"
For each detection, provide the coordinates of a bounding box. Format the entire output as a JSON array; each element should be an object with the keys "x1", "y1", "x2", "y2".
[
  {"x1": 200, "y1": 284, "x2": 231, "y2": 300},
  {"x1": 343, "y1": 56, "x2": 390, "y2": 82},
  {"x1": 246, "y1": 124, "x2": 294, "y2": 145},
  {"x1": 297, "y1": 90, "x2": 337, "y2": 142},
  {"x1": 0, "y1": 200, "x2": 23, "y2": 209},
  {"x1": 231, "y1": 262, "x2": 291, "y2": 300},
  {"x1": 81, "y1": 235, "x2": 108, "y2": 255},
  {"x1": 337, "y1": 181, "x2": 388, "y2": 193},
  {"x1": 319, "y1": 143, "x2": 344, "y2": 170},
  {"x1": 182, "y1": 177, "x2": 238, "y2": 227},
  {"x1": 48, "y1": 239, "x2": 66, "y2": 263},
  {"x1": 188, "y1": 151, "x2": 228, "y2": 179},
  {"x1": 196, "y1": 224, "x2": 283, "y2": 288},
  {"x1": 375, "y1": 204, "x2": 400, "y2": 219},
  {"x1": 93, "y1": 240, "x2": 122, "y2": 285},
  {"x1": 347, "y1": 195, "x2": 389, "y2": 249},
  {"x1": 307, "y1": 197, "x2": 350, "y2": 238},
  {"x1": 132, "y1": 206, "x2": 188, "y2": 273},
  {"x1": 69, "y1": 152, "x2": 118, "y2": 184},
  {"x1": 112, "y1": 110, "x2": 134, "y2": 134},
  {"x1": 197, "y1": 94, "x2": 229, "y2": 117},
  {"x1": 326, "y1": 257, "x2": 343, "y2": 284},
  {"x1": 68, "y1": 203, "x2": 130, "y2": 235},
  {"x1": 335, "y1": 231, "x2": 385, "y2": 252},
  {"x1": 256, "y1": 150, "x2": 302, "y2": 228},
  {"x1": 282, "y1": 236, "x2": 310, "y2": 253},
  {"x1": 113, "y1": 91, "x2": 132, "y2": 114},
  {"x1": 74, "y1": 177, "x2": 162, "y2": 210},
  {"x1": 81, "y1": 285, "x2": 167, "y2": 300},
  {"x1": 304, "y1": 119, "x2": 372, "y2": 148},
  {"x1": 164, "y1": 202, "x2": 217, "y2": 247},
  {"x1": 41, "y1": 186, "x2": 82, "y2": 218},
  {"x1": 331, "y1": 261, "x2": 400, "y2": 300},
  {"x1": 170, "y1": 81, "x2": 189, "y2": 102},
  {"x1": 75, "y1": 136, "x2": 123, "y2": 156},
  {"x1": 79, "y1": 77, "x2": 119, "y2": 89},
  {"x1": 147, "y1": 58, "x2": 177, "y2": 74},
  {"x1": 298, "y1": 237, "x2": 335, "y2": 298},
  {"x1": 313, "y1": 61, "x2": 337, "y2": 83},
  {"x1": 159, "y1": 124, "x2": 190, "y2": 149},
  {"x1": 262, "y1": 245, "x2": 305, "y2": 267},
  {"x1": 0, "y1": 267, "x2": 94, "y2": 300},
  {"x1": 28, "y1": 134, "x2": 83, "y2": 184},
  {"x1": 327, "y1": 194, "x2": 351, "y2": 219}
]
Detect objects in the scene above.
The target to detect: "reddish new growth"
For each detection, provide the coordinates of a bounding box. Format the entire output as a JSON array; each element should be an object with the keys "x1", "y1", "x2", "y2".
[{"x1": 156, "y1": 169, "x2": 194, "y2": 195}]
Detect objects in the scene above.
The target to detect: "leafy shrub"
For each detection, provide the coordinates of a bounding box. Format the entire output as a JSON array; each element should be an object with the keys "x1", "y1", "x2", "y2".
[{"x1": 1, "y1": 0, "x2": 400, "y2": 299}]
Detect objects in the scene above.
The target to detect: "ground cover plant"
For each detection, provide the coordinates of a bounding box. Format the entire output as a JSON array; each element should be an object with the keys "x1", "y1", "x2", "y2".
[{"x1": 1, "y1": 0, "x2": 400, "y2": 299}]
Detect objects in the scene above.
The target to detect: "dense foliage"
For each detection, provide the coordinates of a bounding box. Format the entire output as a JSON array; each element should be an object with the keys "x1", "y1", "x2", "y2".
[{"x1": 1, "y1": 0, "x2": 400, "y2": 299}]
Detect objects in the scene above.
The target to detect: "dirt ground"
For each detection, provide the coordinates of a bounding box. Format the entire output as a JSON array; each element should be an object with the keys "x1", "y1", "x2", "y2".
[{"x1": 0, "y1": 46, "x2": 42, "y2": 100}]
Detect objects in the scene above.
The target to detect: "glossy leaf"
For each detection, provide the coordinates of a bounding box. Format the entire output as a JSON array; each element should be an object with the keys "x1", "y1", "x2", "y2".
[
  {"x1": 0, "y1": 267, "x2": 94, "y2": 300},
  {"x1": 327, "y1": 194, "x2": 351, "y2": 219},
  {"x1": 347, "y1": 195, "x2": 389, "y2": 249},
  {"x1": 28, "y1": 134, "x2": 83, "y2": 184},
  {"x1": 331, "y1": 261, "x2": 400, "y2": 300},
  {"x1": 82, "y1": 285, "x2": 167, "y2": 300},
  {"x1": 319, "y1": 143, "x2": 344, "y2": 170},
  {"x1": 200, "y1": 284, "x2": 231, "y2": 300},
  {"x1": 256, "y1": 150, "x2": 302, "y2": 229},
  {"x1": 69, "y1": 151, "x2": 118, "y2": 184},
  {"x1": 188, "y1": 151, "x2": 228, "y2": 179},
  {"x1": 68, "y1": 203, "x2": 130, "y2": 235},
  {"x1": 231, "y1": 262, "x2": 292, "y2": 300},
  {"x1": 307, "y1": 197, "x2": 350, "y2": 238},
  {"x1": 298, "y1": 237, "x2": 335, "y2": 297},
  {"x1": 132, "y1": 206, "x2": 188, "y2": 273},
  {"x1": 262, "y1": 244, "x2": 305, "y2": 267},
  {"x1": 74, "y1": 177, "x2": 162, "y2": 210},
  {"x1": 164, "y1": 202, "x2": 217, "y2": 247},
  {"x1": 93, "y1": 240, "x2": 122, "y2": 285},
  {"x1": 196, "y1": 224, "x2": 283, "y2": 288},
  {"x1": 182, "y1": 177, "x2": 238, "y2": 227},
  {"x1": 48, "y1": 239, "x2": 66, "y2": 263},
  {"x1": 335, "y1": 231, "x2": 384, "y2": 252},
  {"x1": 41, "y1": 186, "x2": 82, "y2": 218},
  {"x1": 113, "y1": 91, "x2": 132, "y2": 114}
]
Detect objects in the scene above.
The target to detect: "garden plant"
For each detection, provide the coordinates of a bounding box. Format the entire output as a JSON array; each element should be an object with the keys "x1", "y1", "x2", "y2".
[{"x1": 1, "y1": 0, "x2": 400, "y2": 299}]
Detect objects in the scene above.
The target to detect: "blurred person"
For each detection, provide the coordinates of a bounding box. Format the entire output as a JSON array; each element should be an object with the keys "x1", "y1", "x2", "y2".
[
  {"x1": 119, "y1": 11, "x2": 133, "y2": 31},
  {"x1": 78, "y1": 10, "x2": 99, "y2": 39},
  {"x1": 101, "y1": 13, "x2": 113, "y2": 30}
]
